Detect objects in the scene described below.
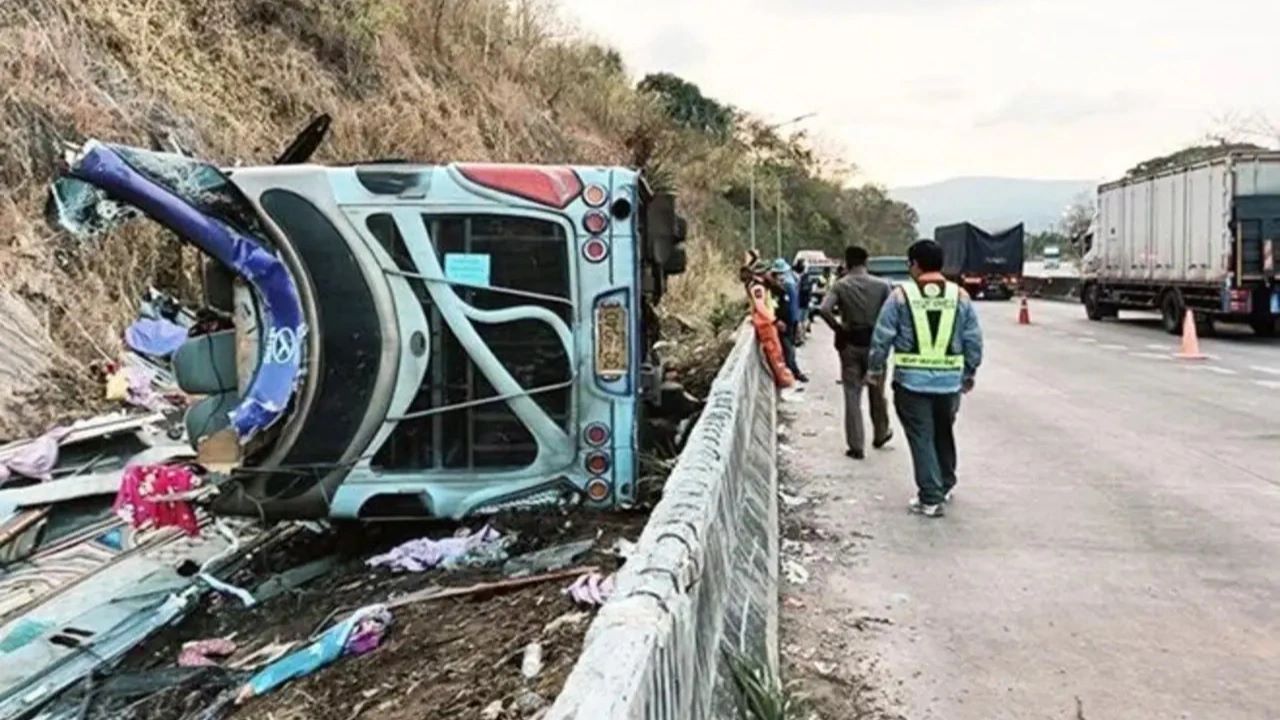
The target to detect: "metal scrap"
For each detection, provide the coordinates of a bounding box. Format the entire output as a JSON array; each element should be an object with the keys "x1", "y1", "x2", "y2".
[{"x1": 502, "y1": 538, "x2": 595, "y2": 577}]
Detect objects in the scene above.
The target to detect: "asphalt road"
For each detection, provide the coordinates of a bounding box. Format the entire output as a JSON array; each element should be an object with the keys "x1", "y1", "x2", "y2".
[{"x1": 780, "y1": 298, "x2": 1280, "y2": 720}]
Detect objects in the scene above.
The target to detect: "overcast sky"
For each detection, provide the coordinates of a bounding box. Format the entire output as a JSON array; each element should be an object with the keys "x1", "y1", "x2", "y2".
[{"x1": 558, "y1": 0, "x2": 1280, "y2": 187}]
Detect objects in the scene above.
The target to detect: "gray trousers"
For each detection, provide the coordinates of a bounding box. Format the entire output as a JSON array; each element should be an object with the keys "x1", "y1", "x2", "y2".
[
  {"x1": 840, "y1": 346, "x2": 890, "y2": 453},
  {"x1": 893, "y1": 386, "x2": 961, "y2": 506}
]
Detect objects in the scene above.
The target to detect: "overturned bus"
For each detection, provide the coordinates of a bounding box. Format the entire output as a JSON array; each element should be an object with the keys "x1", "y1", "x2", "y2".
[{"x1": 47, "y1": 118, "x2": 689, "y2": 520}]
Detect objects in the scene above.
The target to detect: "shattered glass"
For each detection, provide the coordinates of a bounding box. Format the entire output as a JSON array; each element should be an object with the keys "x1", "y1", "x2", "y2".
[
  {"x1": 110, "y1": 145, "x2": 270, "y2": 239},
  {"x1": 46, "y1": 177, "x2": 139, "y2": 239}
]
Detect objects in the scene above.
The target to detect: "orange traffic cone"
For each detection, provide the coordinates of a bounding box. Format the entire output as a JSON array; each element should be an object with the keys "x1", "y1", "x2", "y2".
[
  {"x1": 1018, "y1": 297, "x2": 1031, "y2": 325},
  {"x1": 1176, "y1": 309, "x2": 1207, "y2": 360}
]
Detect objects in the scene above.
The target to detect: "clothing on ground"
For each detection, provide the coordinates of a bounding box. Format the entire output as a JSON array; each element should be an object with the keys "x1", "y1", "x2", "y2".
[
  {"x1": 894, "y1": 386, "x2": 960, "y2": 506},
  {"x1": 366, "y1": 525, "x2": 505, "y2": 572},
  {"x1": 113, "y1": 464, "x2": 201, "y2": 536},
  {"x1": 868, "y1": 273, "x2": 983, "y2": 394},
  {"x1": 125, "y1": 317, "x2": 189, "y2": 357}
]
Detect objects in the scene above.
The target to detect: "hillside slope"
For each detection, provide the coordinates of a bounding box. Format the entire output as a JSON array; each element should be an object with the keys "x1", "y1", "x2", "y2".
[{"x1": 0, "y1": 0, "x2": 730, "y2": 439}]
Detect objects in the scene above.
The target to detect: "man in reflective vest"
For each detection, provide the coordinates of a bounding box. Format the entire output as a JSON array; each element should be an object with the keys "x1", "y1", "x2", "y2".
[{"x1": 867, "y1": 240, "x2": 983, "y2": 518}]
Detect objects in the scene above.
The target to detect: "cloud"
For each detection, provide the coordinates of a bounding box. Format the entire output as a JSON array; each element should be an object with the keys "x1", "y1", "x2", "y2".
[
  {"x1": 640, "y1": 25, "x2": 709, "y2": 75},
  {"x1": 974, "y1": 90, "x2": 1152, "y2": 129}
]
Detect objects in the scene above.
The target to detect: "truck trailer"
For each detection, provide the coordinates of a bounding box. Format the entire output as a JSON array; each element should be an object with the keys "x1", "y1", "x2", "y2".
[
  {"x1": 1082, "y1": 152, "x2": 1280, "y2": 335},
  {"x1": 935, "y1": 222, "x2": 1025, "y2": 299}
]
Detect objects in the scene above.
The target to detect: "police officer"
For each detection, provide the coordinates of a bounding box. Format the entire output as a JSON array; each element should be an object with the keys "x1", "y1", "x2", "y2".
[
  {"x1": 818, "y1": 246, "x2": 894, "y2": 460},
  {"x1": 867, "y1": 240, "x2": 983, "y2": 518}
]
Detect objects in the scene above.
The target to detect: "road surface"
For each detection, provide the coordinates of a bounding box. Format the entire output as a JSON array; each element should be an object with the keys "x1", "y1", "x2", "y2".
[{"x1": 780, "y1": 298, "x2": 1280, "y2": 720}]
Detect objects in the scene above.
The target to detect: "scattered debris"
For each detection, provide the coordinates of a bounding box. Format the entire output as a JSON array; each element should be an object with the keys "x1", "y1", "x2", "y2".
[
  {"x1": 113, "y1": 463, "x2": 203, "y2": 535},
  {"x1": 237, "y1": 604, "x2": 393, "y2": 703},
  {"x1": 503, "y1": 537, "x2": 595, "y2": 577},
  {"x1": 481, "y1": 699, "x2": 506, "y2": 719},
  {"x1": 784, "y1": 559, "x2": 810, "y2": 586},
  {"x1": 0, "y1": 427, "x2": 70, "y2": 484},
  {"x1": 387, "y1": 565, "x2": 599, "y2": 610},
  {"x1": 178, "y1": 637, "x2": 238, "y2": 667},
  {"x1": 564, "y1": 571, "x2": 615, "y2": 606},
  {"x1": 367, "y1": 525, "x2": 508, "y2": 572},
  {"x1": 543, "y1": 611, "x2": 589, "y2": 634},
  {"x1": 250, "y1": 556, "x2": 339, "y2": 604},
  {"x1": 779, "y1": 489, "x2": 807, "y2": 508},
  {"x1": 610, "y1": 537, "x2": 638, "y2": 560},
  {"x1": 521, "y1": 641, "x2": 545, "y2": 679},
  {"x1": 515, "y1": 688, "x2": 548, "y2": 713},
  {"x1": 125, "y1": 317, "x2": 190, "y2": 358}
]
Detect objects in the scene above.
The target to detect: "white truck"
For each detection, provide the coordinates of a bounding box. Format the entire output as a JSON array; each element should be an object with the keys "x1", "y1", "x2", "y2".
[
  {"x1": 1082, "y1": 152, "x2": 1280, "y2": 335},
  {"x1": 1043, "y1": 245, "x2": 1061, "y2": 270}
]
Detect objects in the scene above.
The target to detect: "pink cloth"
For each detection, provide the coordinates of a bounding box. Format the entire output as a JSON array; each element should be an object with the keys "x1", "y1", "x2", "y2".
[
  {"x1": 0, "y1": 427, "x2": 71, "y2": 485},
  {"x1": 113, "y1": 464, "x2": 201, "y2": 536},
  {"x1": 178, "y1": 638, "x2": 237, "y2": 667}
]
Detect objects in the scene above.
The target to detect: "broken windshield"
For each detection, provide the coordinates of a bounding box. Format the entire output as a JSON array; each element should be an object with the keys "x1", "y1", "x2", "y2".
[{"x1": 51, "y1": 141, "x2": 307, "y2": 443}]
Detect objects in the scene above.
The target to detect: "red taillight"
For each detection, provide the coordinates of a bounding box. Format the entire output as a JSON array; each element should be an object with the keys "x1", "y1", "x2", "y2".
[
  {"x1": 586, "y1": 478, "x2": 611, "y2": 502},
  {"x1": 456, "y1": 164, "x2": 583, "y2": 208},
  {"x1": 583, "y1": 237, "x2": 610, "y2": 263},
  {"x1": 584, "y1": 423, "x2": 610, "y2": 446},
  {"x1": 583, "y1": 211, "x2": 609, "y2": 235},
  {"x1": 583, "y1": 184, "x2": 608, "y2": 207},
  {"x1": 585, "y1": 452, "x2": 611, "y2": 475}
]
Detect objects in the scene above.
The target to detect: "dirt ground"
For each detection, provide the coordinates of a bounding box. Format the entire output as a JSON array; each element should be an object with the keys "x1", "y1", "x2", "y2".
[
  {"x1": 70, "y1": 507, "x2": 649, "y2": 720},
  {"x1": 776, "y1": 389, "x2": 908, "y2": 720}
]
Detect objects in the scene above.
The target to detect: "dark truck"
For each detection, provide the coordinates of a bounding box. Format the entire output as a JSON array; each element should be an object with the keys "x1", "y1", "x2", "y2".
[{"x1": 935, "y1": 222, "x2": 1026, "y2": 299}]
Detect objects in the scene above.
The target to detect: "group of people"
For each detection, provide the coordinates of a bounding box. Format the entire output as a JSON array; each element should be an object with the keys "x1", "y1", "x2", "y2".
[
  {"x1": 743, "y1": 240, "x2": 985, "y2": 518},
  {"x1": 740, "y1": 250, "x2": 811, "y2": 384}
]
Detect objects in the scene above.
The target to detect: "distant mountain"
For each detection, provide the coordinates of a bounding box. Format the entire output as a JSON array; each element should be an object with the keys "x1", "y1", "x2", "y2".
[{"x1": 890, "y1": 177, "x2": 1096, "y2": 236}]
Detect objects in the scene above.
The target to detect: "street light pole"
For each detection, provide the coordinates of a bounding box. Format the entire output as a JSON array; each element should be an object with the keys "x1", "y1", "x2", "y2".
[
  {"x1": 776, "y1": 181, "x2": 783, "y2": 259},
  {"x1": 749, "y1": 112, "x2": 816, "y2": 258}
]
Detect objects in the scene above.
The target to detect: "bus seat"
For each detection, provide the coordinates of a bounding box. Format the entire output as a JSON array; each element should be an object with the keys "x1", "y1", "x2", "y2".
[
  {"x1": 172, "y1": 330, "x2": 238, "y2": 395},
  {"x1": 184, "y1": 391, "x2": 239, "y2": 448}
]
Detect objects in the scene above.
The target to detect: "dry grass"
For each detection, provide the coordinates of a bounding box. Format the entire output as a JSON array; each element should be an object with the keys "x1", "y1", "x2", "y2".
[{"x1": 0, "y1": 0, "x2": 741, "y2": 440}]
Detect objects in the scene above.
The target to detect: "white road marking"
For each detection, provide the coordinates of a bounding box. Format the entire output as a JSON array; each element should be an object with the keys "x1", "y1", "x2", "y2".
[
  {"x1": 1192, "y1": 365, "x2": 1237, "y2": 376},
  {"x1": 1100, "y1": 343, "x2": 1128, "y2": 351},
  {"x1": 1254, "y1": 380, "x2": 1280, "y2": 390},
  {"x1": 1145, "y1": 343, "x2": 1168, "y2": 351},
  {"x1": 1130, "y1": 352, "x2": 1173, "y2": 361},
  {"x1": 1077, "y1": 337, "x2": 1098, "y2": 344},
  {"x1": 1249, "y1": 366, "x2": 1280, "y2": 376}
]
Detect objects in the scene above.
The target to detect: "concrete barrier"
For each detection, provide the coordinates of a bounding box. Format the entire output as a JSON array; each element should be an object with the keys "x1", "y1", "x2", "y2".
[{"x1": 547, "y1": 326, "x2": 778, "y2": 720}]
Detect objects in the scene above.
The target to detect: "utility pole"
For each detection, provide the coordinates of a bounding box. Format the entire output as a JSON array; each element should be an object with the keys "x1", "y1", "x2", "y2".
[
  {"x1": 749, "y1": 112, "x2": 816, "y2": 255},
  {"x1": 776, "y1": 181, "x2": 783, "y2": 259}
]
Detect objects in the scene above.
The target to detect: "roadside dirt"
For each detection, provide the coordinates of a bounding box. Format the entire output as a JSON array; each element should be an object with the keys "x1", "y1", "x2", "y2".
[
  {"x1": 776, "y1": 395, "x2": 908, "y2": 720},
  {"x1": 99, "y1": 507, "x2": 649, "y2": 720}
]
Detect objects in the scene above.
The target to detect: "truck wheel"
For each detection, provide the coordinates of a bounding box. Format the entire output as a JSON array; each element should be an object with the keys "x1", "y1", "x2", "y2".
[
  {"x1": 1250, "y1": 317, "x2": 1278, "y2": 337},
  {"x1": 1084, "y1": 285, "x2": 1109, "y2": 321},
  {"x1": 1160, "y1": 292, "x2": 1184, "y2": 335}
]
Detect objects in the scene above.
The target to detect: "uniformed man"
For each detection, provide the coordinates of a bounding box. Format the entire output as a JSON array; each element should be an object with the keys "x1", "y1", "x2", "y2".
[
  {"x1": 818, "y1": 246, "x2": 894, "y2": 460},
  {"x1": 867, "y1": 239, "x2": 983, "y2": 518}
]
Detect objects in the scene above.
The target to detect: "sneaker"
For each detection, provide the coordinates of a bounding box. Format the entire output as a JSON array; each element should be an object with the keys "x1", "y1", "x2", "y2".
[
  {"x1": 845, "y1": 449, "x2": 865, "y2": 460},
  {"x1": 908, "y1": 498, "x2": 945, "y2": 517},
  {"x1": 943, "y1": 488, "x2": 955, "y2": 504},
  {"x1": 795, "y1": 372, "x2": 811, "y2": 383},
  {"x1": 873, "y1": 429, "x2": 894, "y2": 450}
]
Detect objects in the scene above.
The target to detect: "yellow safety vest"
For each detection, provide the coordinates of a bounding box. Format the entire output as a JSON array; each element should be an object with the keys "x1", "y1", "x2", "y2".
[{"x1": 896, "y1": 281, "x2": 964, "y2": 371}]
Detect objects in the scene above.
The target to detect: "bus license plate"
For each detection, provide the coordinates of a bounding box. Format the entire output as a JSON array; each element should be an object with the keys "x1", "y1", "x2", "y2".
[{"x1": 595, "y1": 305, "x2": 628, "y2": 379}]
